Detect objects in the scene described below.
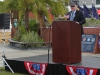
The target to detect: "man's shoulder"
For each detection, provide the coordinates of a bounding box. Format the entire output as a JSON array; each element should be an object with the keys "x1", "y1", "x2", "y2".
[{"x1": 76, "y1": 10, "x2": 83, "y2": 13}]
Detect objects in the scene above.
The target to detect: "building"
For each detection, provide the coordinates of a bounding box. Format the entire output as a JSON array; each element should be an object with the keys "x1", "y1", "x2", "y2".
[
  {"x1": 70, "y1": 0, "x2": 100, "y2": 8},
  {"x1": 70, "y1": 0, "x2": 100, "y2": 5}
]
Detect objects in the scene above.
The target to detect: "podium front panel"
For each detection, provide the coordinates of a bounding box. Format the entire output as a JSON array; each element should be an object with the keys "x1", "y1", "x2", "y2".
[{"x1": 52, "y1": 21, "x2": 81, "y2": 64}]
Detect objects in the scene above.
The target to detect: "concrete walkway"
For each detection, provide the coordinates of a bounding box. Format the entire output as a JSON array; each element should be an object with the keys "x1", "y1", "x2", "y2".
[
  {"x1": 0, "y1": 43, "x2": 100, "y2": 67},
  {"x1": 0, "y1": 43, "x2": 52, "y2": 67}
]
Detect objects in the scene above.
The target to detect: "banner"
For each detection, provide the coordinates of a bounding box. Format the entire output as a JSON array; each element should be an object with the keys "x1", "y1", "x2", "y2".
[
  {"x1": 24, "y1": 61, "x2": 47, "y2": 75},
  {"x1": 66, "y1": 66, "x2": 98, "y2": 75},
  {"x1": 81, "y1": 34, "x2": 97, "y2": 52}
]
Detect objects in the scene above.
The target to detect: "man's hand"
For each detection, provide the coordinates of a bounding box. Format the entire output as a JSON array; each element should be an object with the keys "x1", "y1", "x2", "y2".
[
  {"x1": 76, "y1": 22, "x2": 79, "y2": 24},
  {"x1": 64, "y1": 15, "x2": 70, "y2": 19}
]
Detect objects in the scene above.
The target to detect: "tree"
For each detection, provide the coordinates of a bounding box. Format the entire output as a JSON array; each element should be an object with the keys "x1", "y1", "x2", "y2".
[
  {"x1": 31, "y1": 0, "x2": 68, "y2": 33},
  {"x1": 0, "y1": 0, "x2": 68, "y2": 33}
]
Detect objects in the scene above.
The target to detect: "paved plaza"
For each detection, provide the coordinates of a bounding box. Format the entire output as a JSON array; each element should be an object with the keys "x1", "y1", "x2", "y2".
[{"x1": 0, "y1": 43, "x2": 52, "y2": 67}]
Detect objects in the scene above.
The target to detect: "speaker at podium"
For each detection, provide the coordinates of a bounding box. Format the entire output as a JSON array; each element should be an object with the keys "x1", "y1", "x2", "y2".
[{"x1": 52, "y1": 20, "x2": 82, "y2": 64}]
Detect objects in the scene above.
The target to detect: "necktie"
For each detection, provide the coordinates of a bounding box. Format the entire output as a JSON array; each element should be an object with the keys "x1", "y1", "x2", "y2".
[{"x1": 70, "y1": 12, "x2": 74, "y2": 21}]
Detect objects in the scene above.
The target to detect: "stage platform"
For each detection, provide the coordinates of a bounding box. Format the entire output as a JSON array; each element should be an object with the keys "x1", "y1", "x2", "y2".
[
  {"x1": 9, "y1": 53, "x2": 100, "y2": 68},
  {"x1": 5, "y1": 53, "x2": 100, "y2": 75}
]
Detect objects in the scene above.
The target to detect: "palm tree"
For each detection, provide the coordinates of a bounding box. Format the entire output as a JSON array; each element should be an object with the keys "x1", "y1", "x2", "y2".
[
  {"x1": 17, "y1": 0, "x2": 35, "y2": 31},
  {"x1": 31, "y1": 0, "x2": 68, "y2": 34},
  {"x1": 0, "y1": 0, "x2": 68, "y2": 33}
]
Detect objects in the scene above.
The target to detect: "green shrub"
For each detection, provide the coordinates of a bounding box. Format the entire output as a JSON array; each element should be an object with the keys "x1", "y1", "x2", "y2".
[
  {"x1": 13, "y1": 19, "x2": 44, "y2": 48},
  {"x1": 13, "y1": 19, "x2": 40, "y2": 41},
  {"x1": 83, "y1": 18, "x2": 100, "y2": 27},
  {"x1": 20, "y1": 31, "x2": 44, "y2": 47},
  {"x1": 13, "y1": 25, "x2": 26, "y2": 41},
  {"x1": 29, "y1": 19, "x2": 39, "y2": 32}
]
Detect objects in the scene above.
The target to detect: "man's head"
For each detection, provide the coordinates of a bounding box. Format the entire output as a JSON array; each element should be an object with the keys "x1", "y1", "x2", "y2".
[{"x1": 70, "y1": 2, "x2": 77, "y2": 11}]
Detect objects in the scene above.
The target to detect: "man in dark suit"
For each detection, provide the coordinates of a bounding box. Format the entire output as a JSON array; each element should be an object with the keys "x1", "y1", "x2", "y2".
[{"x1": 66, "y1": 2, "x2": 86, "y2": 34}]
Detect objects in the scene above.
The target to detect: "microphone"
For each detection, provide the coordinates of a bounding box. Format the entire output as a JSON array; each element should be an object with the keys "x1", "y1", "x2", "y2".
[
  {"x1": 48, "y1": 25, "x2": 52, "y2": 28},
  {"x1": 46, "y1": 25, "x2": 51, "y2": 28}
]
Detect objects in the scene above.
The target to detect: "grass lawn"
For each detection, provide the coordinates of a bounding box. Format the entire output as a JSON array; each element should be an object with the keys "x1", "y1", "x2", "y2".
[{"x1": 0, "y1": 67, "x2": 28, "y2": 75}]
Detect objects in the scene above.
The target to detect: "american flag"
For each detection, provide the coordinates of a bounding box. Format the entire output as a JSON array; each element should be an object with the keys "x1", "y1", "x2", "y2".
[
  {"x1": 91, "y1": 3, "x2": 99, "y2": 19},
  {"x1": 83, "y1": 4, "x2": 91, "y2": 18}
]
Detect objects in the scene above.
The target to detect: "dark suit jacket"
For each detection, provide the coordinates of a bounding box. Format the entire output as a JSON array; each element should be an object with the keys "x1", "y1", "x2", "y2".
[{"x1": 67, "y1": 10, "x2": 86, "y2": 34}]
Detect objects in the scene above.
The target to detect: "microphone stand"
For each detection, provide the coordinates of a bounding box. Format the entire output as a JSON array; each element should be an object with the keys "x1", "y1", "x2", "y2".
[
  {"x1": 0, "y1": 27, "x2": 14, "y2": 73},
  {"x1": 40, "y1": 26, "x2": 51, "y2": 64},
  {"x1": 47, "y1": 26, "x2": 51, "y2": 64}
]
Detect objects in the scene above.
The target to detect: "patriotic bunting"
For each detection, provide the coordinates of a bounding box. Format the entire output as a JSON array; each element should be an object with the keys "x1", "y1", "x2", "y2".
[
  {"x1": 24, "y1": 61, "x2": 47, "y2": 75},
  {"x1": 66, "y1": 66, "x2": 98, "y2": 75}
]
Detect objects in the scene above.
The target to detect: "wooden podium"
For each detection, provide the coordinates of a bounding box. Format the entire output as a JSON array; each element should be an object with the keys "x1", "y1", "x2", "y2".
[{"x1": 52, "y1": 21, "x2": 82, "y2": 64}]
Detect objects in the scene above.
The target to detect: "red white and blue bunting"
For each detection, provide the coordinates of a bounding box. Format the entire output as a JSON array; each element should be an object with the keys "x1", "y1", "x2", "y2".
[
  {"x1": 66, "y1": 66, "x2": 98, "y2": 75},
  {"x1": 24, "y1": 61, "x2": 47, "y2": 75},
  {"x1": 24, "y1": 61, "x2": 98, "y2": 75}
]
